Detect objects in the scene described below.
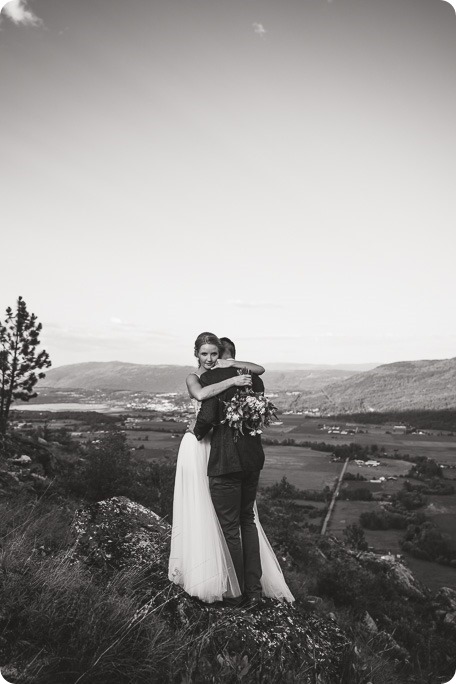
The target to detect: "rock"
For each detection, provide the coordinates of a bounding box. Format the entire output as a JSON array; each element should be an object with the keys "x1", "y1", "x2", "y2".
[
  {"x1": 353, "y1": 550, "x2": 426, "y2": 600},
  {"x1": 72, "y1": 496, "x2": 170, "y2": 570},
  {"x1": 0, "y1": 664, "x2": 21, "y2": 681},
  {"x1": 10, "y1": 454, "x2": 32, "y2": 465},
  {"x1": 69, "y1": 496, "x2": 353, "y2": 682},
  {"x1": 363, "y1": 611, "x2": 378, "y2": 634},
  {"x1": 30, "y1": 473, "x2": 48, "y2": 482},
  {"x1": 384, "y1": 558, "x2": 426, "y2": 599},
  {"x1": 434, "y1": 587, "x2": 456, "y2": 612},
  {"x1": 443, "y1": 612, "x2": 456, "y2": 629}
]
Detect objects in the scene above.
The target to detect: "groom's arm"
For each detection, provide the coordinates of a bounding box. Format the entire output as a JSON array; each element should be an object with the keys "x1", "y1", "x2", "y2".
[{"x1": 193, "y1": 397, "x2": 220, "y2": 441}]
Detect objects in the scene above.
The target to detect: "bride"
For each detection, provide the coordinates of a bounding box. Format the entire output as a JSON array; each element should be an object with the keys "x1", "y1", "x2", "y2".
[{"x1": 168, "y1": 332, "x2": 294, "y2": 605}]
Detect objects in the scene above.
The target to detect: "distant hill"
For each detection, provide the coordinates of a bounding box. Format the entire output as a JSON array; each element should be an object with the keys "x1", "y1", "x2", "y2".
[
  {"x1": 265, "y1": 362, "x2": 380, "y2": 372},
  {"x1": 39, "y1": 361, "x2": 360, "y2": 394},
  {"x1": 288, "y1": 357, "x2": 456, "y2": 412},
  {"x1": 38, "y1": 362, "x2": 194, "y2": 393},
  {"x1": 263, "y1": 368, "x2": 359, "y2": 391},
  {"x1": 38, "y1": 358, "x2": 456, "y2": 411}
]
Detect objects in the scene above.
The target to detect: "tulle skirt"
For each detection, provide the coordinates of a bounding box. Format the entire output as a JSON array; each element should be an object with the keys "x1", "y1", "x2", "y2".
[{"x1": 168, "y1": 432, "x2": 294, "y2": 604}]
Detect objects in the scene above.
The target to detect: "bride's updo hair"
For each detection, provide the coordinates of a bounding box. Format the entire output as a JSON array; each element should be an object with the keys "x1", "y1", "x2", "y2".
[{"x1": 194, "y1": 332, "x2": 223, "y2": 362}]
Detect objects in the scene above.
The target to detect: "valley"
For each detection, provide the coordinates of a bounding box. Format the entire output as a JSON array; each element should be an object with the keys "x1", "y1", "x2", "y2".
[{"x1": 11, "y1": 386, "x2": 456, "y2": 592}]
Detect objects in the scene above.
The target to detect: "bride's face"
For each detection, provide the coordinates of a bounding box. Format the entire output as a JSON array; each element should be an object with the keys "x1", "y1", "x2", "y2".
[{"x1": 197, "y1": 343, "x2": 219, "y2": 370}]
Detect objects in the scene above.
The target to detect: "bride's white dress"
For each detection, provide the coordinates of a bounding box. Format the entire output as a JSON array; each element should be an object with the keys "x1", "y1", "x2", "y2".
[{"x1": 168, "y1": 401, "x2": 294, "y2": 604}]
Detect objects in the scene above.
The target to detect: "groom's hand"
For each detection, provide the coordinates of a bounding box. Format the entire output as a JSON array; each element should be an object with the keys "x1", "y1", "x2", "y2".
[{"x1": 234, "y1": 374, "x2": 253, "y2": 387}]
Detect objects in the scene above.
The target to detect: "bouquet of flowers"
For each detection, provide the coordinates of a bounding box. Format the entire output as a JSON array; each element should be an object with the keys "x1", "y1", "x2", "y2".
[{"x1": 222, "y1": 369, "x2": 278, "y2": 441}]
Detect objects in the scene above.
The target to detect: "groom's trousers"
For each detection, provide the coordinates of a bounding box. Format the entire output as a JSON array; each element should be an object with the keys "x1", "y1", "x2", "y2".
[{"x1": 209, "y1": 470, "x2": 262, "y2": 598}]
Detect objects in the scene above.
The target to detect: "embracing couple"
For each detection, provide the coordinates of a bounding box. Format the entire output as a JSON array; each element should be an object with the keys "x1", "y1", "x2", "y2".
[{"x1": 168, "y1": 332, "x2": 294, "y2": 608}]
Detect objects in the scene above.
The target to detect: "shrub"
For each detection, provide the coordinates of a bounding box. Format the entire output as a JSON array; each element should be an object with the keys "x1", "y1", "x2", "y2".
[
  {"x1": 340, "y1": 487, "x2": 373, "y2": 501},
  {"x1": 360, "y1": 510, "x2": 408, "y2": 530},
  {"x1": 400, "y1": 521, "x2": 456, "y2": 564},
  {"x1": 392, "y1": 488, "x2": 427, "y2": 510},
  {"x1": 343, "y1": 523, "x2": 368, "y2": 551},
  {"x1": 407, "y1": 458, "x2": 443, "y2": 480}
]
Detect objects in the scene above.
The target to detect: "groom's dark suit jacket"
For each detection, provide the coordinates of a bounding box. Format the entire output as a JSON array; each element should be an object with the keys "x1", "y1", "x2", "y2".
[{"x1": 193, "y1": 368, "x2": 265, "y2": 477}]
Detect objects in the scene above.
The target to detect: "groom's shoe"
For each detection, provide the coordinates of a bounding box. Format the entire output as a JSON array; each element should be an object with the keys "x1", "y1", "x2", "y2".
[
  {"x1": 222, "y1": 596, "x2": 243, "y2": 608},
  {"x1": 211, "y1": 596, "x2": 243, "y2": 609},
  {"x1": 240, "y1": 595, "x2": 262, "y2": 612}
]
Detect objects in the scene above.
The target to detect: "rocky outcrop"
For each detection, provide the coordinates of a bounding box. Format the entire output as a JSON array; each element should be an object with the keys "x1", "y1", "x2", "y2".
[
  {"x1": 9, "y1": 455, "x2": 32, "y2": 465},
  {"x1": 0, "y1": 433, "x2": 60, "y2": 498},
  {"x1": 72, "y1": 496, "x2": 170, "y2": 570},
  {"x1": 432, "y1": 586, "x2": 456, "y2": 634},
  {"x1": 357, "y1": 550, "x2": 427, "y2": 600},
  {"x1": 70, "y1": 497, "x2": 352, "y2": 683}
]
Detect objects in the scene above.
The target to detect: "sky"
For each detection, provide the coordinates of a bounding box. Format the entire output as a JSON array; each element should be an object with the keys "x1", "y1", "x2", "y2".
[{"x1": 1, "y1": 0, "x2": 455, "y2": 369}]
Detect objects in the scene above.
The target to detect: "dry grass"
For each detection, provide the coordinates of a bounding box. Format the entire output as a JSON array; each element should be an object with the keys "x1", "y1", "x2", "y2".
[
  {"x1": 0, "y1": 496, "x2": 177, "y2": 684},
  {"x1": 0, "y1": 489, "x2": 442, "y2": 684}
]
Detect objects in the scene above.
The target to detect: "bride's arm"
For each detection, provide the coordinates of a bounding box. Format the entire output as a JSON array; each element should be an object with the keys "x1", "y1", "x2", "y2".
[
  {"x1": 186, "y1": 372, "x2": 251, "y2": 401},
  {"x1": 215, "y1": 358, "x2": 265, "y2": 375}
]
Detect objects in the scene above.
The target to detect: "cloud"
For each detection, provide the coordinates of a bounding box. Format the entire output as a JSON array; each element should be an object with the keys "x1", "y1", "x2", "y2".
[
  {"x1": 1, "y1": 0, "x2": 43, "y2": 26},
  {"x1": 44, "y1": 323, "x2": 177, "y2": 346},
  {"x1": 252, "y1": 22, "x2": 267, "y2": 38},
  {"x1": 228, "y1": 299, "x2": 283, "y2": 309}
]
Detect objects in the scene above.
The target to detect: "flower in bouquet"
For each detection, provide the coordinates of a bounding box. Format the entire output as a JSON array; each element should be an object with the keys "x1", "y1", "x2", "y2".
[{"x1": 222, "y1": 369, "x2": 278, "y2": 441}]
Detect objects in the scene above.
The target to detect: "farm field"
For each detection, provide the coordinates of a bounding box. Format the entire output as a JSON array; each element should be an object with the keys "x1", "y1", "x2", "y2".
[
  {"x1": 260, "y1": 446, "x2": 338, "y2": 490},
  {"x1": 127, "y1": 429, "x2": 181, "y2": 449},
  {"x1": 344, "y1": 457, "x2": 412, "y2": 481},
  {"x1": 125, "y1": 425, "x2": 183, "y2": 462},
  {"x1": 129, "y1": 427, "x2": 341, "y2": 492},
  {"x1": 264, "y1": 416, "x2": 456, "y2": 465},
  {"x1": 15, "y1": 407, "x2": 456, "y2": 592},
  {"x1": 330, "y1": 500, "x2": 379, "y2": 537}
]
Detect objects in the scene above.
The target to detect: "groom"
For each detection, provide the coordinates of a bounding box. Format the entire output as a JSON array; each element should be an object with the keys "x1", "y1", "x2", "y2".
[{"x1": 193, "y1": 338, "x2": 265, "y2": 608}]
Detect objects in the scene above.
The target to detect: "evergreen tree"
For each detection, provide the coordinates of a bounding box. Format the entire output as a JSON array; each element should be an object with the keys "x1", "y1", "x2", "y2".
[
  {"x1": 0, "y1": 296, "x2": 51, "y2": 434},
  {"x1": 343, "y1": 522, "x2": 369, "y2": 551}
]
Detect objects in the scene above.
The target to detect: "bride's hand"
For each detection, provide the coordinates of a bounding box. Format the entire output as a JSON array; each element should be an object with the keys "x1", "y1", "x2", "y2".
[
  {"x1": 214, "y1": 358, "x2": 235, "y2": 369},
  {"x1": 233, "y1": 374, "x2": 252, "y2": 387}
]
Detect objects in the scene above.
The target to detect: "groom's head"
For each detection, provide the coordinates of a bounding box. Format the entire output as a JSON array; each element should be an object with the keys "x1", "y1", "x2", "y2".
[{"x1": 220, "y1": 337, "x2": 236, "y2": 359}]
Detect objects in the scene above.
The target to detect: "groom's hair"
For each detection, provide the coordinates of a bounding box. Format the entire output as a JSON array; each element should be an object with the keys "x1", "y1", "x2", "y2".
[{"x1": 220, "y1": 337, "x2": 236, "y2": 359}]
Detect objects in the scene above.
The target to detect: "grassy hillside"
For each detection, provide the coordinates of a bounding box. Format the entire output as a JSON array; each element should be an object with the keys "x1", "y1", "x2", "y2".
[
  {"x1": 290, "y1": 357, "x2": 456, "y2": 412},
  {"x1": 1, "y1": 426, "x2": 456, "y2": 683}
]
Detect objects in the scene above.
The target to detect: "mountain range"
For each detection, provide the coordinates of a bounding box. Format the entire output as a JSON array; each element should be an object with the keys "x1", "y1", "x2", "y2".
[
  {"x1": 38, "y1": 362, "x2": 360, "y2": 394},
  {"x1": 291, "y1": 357, "x2": 456, "y2": 413},
  {"x1": 38, "y1": 357, "x2": 456, "y2": 412}
]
